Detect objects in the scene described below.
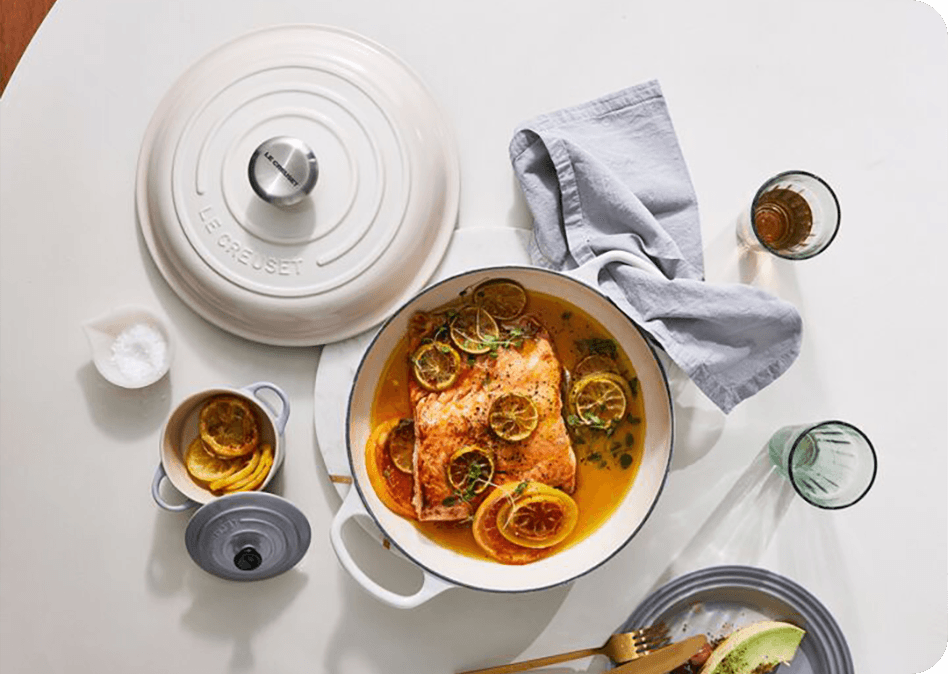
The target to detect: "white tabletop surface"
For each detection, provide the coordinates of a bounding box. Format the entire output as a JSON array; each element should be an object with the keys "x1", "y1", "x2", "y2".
[{"x1": 1, "y1": 1, "x2": 946, "y2": 673}]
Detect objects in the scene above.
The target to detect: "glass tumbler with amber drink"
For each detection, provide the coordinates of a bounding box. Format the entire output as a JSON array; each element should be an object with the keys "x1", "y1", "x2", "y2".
[{"x1": 737, "y1": 171, "x2": 841, "y2": 259}]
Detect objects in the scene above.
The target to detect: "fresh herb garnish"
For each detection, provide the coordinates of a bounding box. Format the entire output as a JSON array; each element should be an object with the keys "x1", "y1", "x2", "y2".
[
  {"x1": 480, "y1": 325, "x2": 529, "y2": 357},
  {"x1": 576, "y1": 337, "x2": 618, "y2": 359}
]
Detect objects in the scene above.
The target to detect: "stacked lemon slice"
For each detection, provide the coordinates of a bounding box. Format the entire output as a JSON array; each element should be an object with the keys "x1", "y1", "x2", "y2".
[{"x1": 185, "y1": 396, "x2": 273, "y2": 494}]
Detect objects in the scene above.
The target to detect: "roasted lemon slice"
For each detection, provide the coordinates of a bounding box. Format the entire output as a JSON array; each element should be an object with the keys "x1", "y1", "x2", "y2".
[
  {"x1": 573, "y1": 354, "x2": 619, "y2": 379},
  {"x1": 447, "y1": 445, "x2": 494, "y2": 495},
  {"x1": 595, "y1": 371, "x2": 636, "y2": 406},
  {"x1": 473, "y1": 279, "x2": 528, "y2": 320},
  {"x1": 489, "y1": 393, "x2": 539, "y2": 442},
  {"x1": 209, "y1": 447, "x2": 262, "y2": 491},
  {"x1": 223, "y1": 444, "x2": 273, "y2": 493},
  {"x1": 199, "y1": 396, "x2": 260, "y2": 458},
  {"x1": 412, "y1": 342, "x2": 461, "y2": 391},
  {"x1": 449, "y1": 306, "x2": 500, "y2": 355},
  {"x1": 496, "y1": 484, "x2": 578, "y2": 549},
  {"x1": 472, "y1": 482, "x2": 546, "y2": 564},
  {"x1": 570, "y1": 373, "x2": 628, "y2": 428},
  {"x1": 365, "y1": 419, "x2": 416, "y2": 519},
  {"x1": 185, "y1": 437, "x2": 239, "y2": 483},
  {"x1": 387, "y1": 419, "x2": 415, "y2": 474}
]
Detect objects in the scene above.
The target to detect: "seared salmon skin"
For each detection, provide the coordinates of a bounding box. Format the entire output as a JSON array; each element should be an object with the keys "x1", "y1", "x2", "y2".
[{"x1": 408, "y1": 314, "x2": 577, "y2": 521}]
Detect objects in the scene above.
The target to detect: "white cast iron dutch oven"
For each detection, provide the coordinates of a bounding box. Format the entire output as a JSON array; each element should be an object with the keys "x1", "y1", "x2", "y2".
[{"x1": 330, "y1": 251, "x2": 674, "y2": 607}]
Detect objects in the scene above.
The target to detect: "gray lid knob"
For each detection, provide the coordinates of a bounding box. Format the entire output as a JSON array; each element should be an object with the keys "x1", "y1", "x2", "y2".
[{"x1": 248, "y1": 136, "x2": 318, "y2": 208}]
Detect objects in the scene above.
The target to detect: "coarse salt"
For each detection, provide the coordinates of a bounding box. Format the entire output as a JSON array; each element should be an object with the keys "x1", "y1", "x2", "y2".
[{"x1": 110, "y1": 323, "x2": 168, "y2": 384}]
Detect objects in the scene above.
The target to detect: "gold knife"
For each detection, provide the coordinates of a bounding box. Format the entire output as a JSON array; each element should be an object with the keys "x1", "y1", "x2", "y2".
[{"x1": 607, "y1": 634, "x2": 708, "y2": 674}]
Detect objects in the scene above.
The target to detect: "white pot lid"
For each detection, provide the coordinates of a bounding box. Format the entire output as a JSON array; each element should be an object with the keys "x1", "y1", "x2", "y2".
[{"x1": 136, "y1": 25, "x2": 460, "y2": 346}]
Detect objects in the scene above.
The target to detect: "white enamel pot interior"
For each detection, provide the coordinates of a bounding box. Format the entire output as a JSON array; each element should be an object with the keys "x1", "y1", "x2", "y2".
[
  {"x1": 330, "y1": 251, "x2": 674, "y2": 608},
  {"x1": 152, "y1": 382, "x2": 290, "y2": 511}
]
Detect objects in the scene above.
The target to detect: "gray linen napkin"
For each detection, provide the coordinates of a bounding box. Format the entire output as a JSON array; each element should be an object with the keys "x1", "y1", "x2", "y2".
[{"x1": 509, "y1": 80, "x2": 802, "y2": 413}]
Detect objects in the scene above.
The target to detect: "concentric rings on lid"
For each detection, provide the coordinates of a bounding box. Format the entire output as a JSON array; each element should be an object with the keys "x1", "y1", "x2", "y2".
[
  {"x1": 136, "y1": 25, "x2": 459, "y2": 345},
  {"x1": 185, "y1": 492, "x2": 311, "y2": 581}
]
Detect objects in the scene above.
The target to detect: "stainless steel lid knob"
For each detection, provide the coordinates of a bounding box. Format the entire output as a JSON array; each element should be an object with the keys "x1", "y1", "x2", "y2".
[{"x1": 248, "y1": 136, "x2": 318, "y2": 207}]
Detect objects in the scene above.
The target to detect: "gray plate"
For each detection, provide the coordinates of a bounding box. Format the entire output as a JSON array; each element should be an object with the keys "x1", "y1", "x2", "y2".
[{"x1": 620, "y1": 566, "x2": 853, "y2": 673}]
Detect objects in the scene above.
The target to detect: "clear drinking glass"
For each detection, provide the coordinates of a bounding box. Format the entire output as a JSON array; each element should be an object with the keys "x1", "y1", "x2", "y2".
[
  {"x1": 768, "y1": 420, "x2": 877, "y2": 509},
  {"x1": 737, "y1": 170, "x2": 841, "y2": 260}
]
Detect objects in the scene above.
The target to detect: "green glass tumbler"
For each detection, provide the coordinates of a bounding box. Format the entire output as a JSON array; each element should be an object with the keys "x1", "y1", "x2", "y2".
[{"x1": 768, "y1": 420, "x2": 877, "y2": 509}]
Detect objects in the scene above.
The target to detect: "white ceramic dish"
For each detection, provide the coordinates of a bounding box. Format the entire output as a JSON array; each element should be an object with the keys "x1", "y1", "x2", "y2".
[
  {"x1": 152, "y1": 382, "x2": 290, "y2": 511},
  {"x1": 83, "y1": 305, "x2": 173, "y2": 388},
  {"x1": 329, "y1": 251, "x2": 674, "y2": 608}
]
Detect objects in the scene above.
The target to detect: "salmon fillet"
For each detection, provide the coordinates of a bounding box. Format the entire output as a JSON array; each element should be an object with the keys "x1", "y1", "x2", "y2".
[{"x1": 408, "y1": 315, "x2": 576, "y2": 521}]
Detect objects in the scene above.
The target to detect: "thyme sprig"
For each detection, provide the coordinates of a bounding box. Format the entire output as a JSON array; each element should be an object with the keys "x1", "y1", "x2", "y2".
[
  {"x1": 442, "y1": 461, "x2": 492, "y2": 506},
  {"x1": 480, "y1": 325, "x2": 533, "y2": 358},
  {"x1": 442, "y1": 473, "x2": 530, "y2": 514}
]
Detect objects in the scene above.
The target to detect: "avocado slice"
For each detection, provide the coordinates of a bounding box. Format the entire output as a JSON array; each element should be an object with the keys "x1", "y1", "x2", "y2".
[{"x1": 699, "y1": 620, "x2": 805, "y2": 674}]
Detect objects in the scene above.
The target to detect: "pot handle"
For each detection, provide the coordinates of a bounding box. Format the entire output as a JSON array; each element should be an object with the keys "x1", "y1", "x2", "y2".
[
  {"x1": 151, "y1": 464, "x2": 200, "y2": 512},
  {"x1": 330, "y1": 490, "x2": 453, "y2": 609},
  {"x1": 567, "y1": 249, "x2": 663, "y2": 287},
  {"x1": 243, "y1": 381, "x2": 290, "y2": 435}
]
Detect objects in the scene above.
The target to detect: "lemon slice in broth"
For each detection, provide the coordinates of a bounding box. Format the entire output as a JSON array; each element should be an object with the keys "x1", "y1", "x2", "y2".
[
  {"x1": 573, "y1": 354, "x2": 619, "y2": 379},
  {"x1": 447, "y1": 445, "x2": 494, "y2": 495},
  {"x1": 449, "y1": 307, "x2": 500, "y2": 355},
  {"x1": 412, "y1": 342, "x2": 461, "y2": 391},
  {"x1": 387, "y1": 419, "x2": 415, "y2": 474},
  {"x1": 496, "y1": 485, "x2": 579, "y2": 549},
  {"x1": 473, "y1": 280, "x2": 527, "y2": 320},
  {"x1": 570, "y1": 373, "x2": 628, "y2": 428},
  {"x1": 488, "y1": 393, "x2": 539, "y2": 442}
]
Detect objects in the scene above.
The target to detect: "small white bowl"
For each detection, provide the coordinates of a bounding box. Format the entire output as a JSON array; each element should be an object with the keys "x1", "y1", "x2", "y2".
[
  {"x1": 152, "y1": 383, "x2": 290, "y2": 511},
  {"x1": 82, "y1": 305, "x2": 174, "y2": 388}
]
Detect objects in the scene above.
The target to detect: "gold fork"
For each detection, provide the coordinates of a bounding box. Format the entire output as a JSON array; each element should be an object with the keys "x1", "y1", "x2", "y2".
[{"x1": 456, "y1": 623, "x2": 670, "y2": 674}]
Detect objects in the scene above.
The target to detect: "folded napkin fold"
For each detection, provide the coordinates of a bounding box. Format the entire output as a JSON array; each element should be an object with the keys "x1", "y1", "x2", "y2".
[{"x1": 509, "y1": 80, "x2": 802, "y2": 413}]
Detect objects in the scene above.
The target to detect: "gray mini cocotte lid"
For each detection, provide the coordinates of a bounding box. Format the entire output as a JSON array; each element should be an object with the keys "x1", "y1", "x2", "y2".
[{"x1": 185, "y1": 492, "x2": 311, "y2": 581}]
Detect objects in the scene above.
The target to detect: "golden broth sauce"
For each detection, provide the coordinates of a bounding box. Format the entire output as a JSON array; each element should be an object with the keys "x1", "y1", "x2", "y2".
[{"x1": 369, "y1": 290, "x2": 647, "y2": 562}]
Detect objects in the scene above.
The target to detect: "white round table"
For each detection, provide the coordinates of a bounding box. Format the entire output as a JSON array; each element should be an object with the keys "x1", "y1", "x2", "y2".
[{"x1": 1, "y1": 1, "x2": 945, "y2": 672}]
